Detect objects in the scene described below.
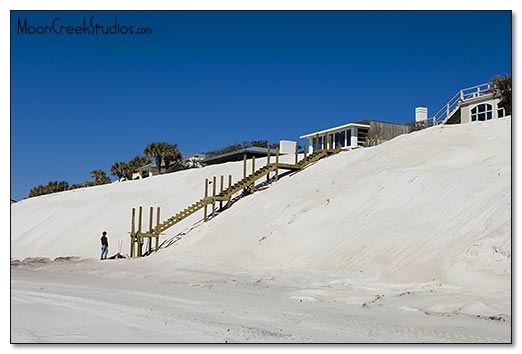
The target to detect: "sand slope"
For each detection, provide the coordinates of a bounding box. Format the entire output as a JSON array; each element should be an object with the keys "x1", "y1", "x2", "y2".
[{"x1": 11, "y1": 118, "x2": 511, "y2": 293}]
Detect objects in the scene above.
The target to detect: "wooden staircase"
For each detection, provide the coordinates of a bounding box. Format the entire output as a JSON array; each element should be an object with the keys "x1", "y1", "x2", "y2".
[{"x1": 129, "y1": 147, "x2": 340, "y2": 257}]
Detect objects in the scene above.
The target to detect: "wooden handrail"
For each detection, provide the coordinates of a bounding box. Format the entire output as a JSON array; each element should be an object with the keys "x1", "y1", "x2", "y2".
[{"x1": 130, "y1": 148, "x2": 342, "y2": 256}]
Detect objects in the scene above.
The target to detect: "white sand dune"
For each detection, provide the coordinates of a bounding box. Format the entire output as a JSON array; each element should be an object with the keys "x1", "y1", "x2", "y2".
[
  {"x1": 10, "y1": 118, "x2": 511, "y2": 343},
  {"x1": 169, "y1": 118, "x2": 511, "y2": 293}
]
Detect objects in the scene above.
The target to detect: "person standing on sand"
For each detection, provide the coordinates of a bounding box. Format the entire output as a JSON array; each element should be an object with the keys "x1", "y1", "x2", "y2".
[{"x1": 100, "y1": 231, "x2": 108, "y2": 260}]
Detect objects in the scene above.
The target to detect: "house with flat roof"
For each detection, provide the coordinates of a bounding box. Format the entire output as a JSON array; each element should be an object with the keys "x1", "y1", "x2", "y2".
[
  {"x1": 133, "y1": 140, "x2": 297, "y2": 179},
  {"x1": 201, "y1": 147, "x2": 276, "y2": 166},
  {"x1": 201, "y1": 141, "x2": 296, "y2": 166},
  {"x1": 300, "y1": 120, "x2": 412, "y2": 153}
]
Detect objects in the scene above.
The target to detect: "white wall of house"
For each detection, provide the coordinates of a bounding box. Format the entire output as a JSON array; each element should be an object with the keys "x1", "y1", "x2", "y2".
[{"x1": 350, "y1": 128, "x2": 358, "y2": 147}]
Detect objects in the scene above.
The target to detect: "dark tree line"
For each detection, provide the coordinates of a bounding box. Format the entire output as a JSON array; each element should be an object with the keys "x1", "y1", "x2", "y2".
[
  {"x1": 28, "y1": 142, "x2": 184, "y2": 198},
  {"x1": 29, "y1": 180, "x2": 70, "y2": 197},
  {"x1": 110, "y1": 142, "x2": 182, "y2": 180},
  {"x1": 28, "y1": 170, "x2": 112, "y2": 198},
  {"x1": 28, "y1": 138, "x2": 286, "y2": 198}
]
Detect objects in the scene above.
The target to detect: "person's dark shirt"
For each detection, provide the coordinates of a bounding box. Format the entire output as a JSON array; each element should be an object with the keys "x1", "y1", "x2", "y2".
[{"x1": 101, "y1": 235, "x2": 108, "y2": 246}]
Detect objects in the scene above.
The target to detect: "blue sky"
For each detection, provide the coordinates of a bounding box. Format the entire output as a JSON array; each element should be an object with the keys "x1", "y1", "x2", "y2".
[{"x1": 11, "y1": 11, "x2": 511, "y2": 200}]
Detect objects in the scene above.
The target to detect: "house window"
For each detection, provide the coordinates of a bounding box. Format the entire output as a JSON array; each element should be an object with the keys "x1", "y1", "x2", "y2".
[
  {"x1": 313, "y1": 136, "x2": 325, "y2": 149},
  {"x1": 498, "y1": 107, "x2": 505, "y2": 118},
  {"x1": 471, "y1": 104, "x2": 493, "y2": 122},
  {"x1": 334, "y1": 131, "x2": 345, "y2": 148}
]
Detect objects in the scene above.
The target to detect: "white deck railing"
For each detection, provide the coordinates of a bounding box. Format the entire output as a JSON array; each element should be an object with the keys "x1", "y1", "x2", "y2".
[{"x1": 433, "y1": 82, "x2": 494, "y2": 125}]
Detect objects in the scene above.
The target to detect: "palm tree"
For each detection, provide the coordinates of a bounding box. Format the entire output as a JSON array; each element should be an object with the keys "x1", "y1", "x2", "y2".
[
  {"x1": 111, "y1": 162, "x2": 129, "y2": 181},
  {"x1": 127, "y1": 156, "x2": 151, "y2": 179},
  {"x1": 490, "y1": 75, "x2": 512, "y2": 116},
  {"x1": 90, "y1": 170, "x2": 112, "y2": 185},
  {"x1": 144, "y1": 142, "x2": 164, "y2": 174},
  {"x1": 144, "y1": 142, "x2": 182, "y2": 174},
  {"x1": 162, "y1": 143, "x2": 182, "y2": 172}
]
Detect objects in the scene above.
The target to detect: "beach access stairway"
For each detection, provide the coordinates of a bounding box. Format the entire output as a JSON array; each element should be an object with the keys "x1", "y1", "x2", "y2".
[{"x1": 129, "y1": 147, "x2": 341, "y2": 257}]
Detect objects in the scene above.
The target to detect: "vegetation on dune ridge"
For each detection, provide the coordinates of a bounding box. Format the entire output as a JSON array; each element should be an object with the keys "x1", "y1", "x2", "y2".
[
  {"x1": 26, "y1": 140, "x2": 278, "y2": 198},
  {"x1": 489, "y1": 75, "x2": 512, "y2": 116}
]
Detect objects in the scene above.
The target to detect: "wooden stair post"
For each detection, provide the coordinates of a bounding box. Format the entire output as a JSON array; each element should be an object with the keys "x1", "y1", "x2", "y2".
[
  {"x1": 267, "y1": 146, "x2": 271, "y2": 182},
  {"x1": 275, "y1": 147, "x2": 279, "y2": 181},
  {"x1": 219, "y1": 175, "x2": 224, "y2": 210},
  {"x1": 227, "y1": 175, "x2": 232, "y2": 209},
  {"x1": 212, "y1": 176, "x2": 216, "y2": 218},
  {"x1": 204, "y1": 178, "x2": 208, "y2": 222},
  {"x1": 130, "y1": 208, "x2": 136, "y2": 257},
  {"x1": 243, "y1": 154, "x2": 247, "y2": 180},
  {"x1": 155, "y1": 207, "x2": 160, "y2": 251},
  {"x1": 251, "y1": 156, "x2": 256, "y2": 191},
  {"x1": 137, "y1": 206, "x2": 143, "y2": 257}
]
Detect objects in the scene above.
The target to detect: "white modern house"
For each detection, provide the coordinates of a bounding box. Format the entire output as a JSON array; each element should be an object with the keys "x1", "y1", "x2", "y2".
[
  {"x1": 300, "y1": 122, "x2": 369, "y2": 152},
  {"x1": 300, "y1": 120, "x2": 412, "y2": 153}
]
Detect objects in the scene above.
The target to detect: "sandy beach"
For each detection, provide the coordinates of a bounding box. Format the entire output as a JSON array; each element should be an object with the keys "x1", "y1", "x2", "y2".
[{"x1": 10, "y1": 118, "x2": 511, "y2": 343}]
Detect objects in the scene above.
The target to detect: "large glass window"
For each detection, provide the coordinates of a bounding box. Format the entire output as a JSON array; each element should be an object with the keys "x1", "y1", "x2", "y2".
[
  {"x1": 471, "y1": 104, "x2": 493, "y2": 122},
  {"x1": 334, "y1": 131, "x2": 345, "y2": 148}
]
